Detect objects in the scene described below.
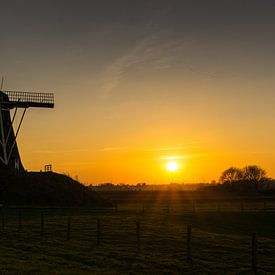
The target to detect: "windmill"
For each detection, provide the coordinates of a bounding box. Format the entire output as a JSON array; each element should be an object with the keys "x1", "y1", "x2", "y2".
[{"x1": 0, "y1": 87, "x2": 54, "y2": 174}]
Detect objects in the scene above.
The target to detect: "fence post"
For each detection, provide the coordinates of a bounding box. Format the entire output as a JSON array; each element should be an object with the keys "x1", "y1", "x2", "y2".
[
  {"x1": 41, "y1": 213, "x2": 44, "y2": 236},
  {"x1": 241, "y1": 203, "x2": 244, "y2": 213},
  {"x1": 187, "y1": 225, "x2": 192, "y2": 262},
  {"x1": 67, "y1": 216, "x2": 71, "y2": 240},
  {"x1": 167, "y1": 203, "x2": 170, "y2": 215},
  {"x1": 97, "y1": 219, "x2": 101, "y2": 245},
  {"x1": 217, "y1": 203, "x2": 221, "y2": 212},
  {"x1": 142, "y1": 202, "x2": 145, "y2": 214},
  {"x1": 1, "y1": 208, "x2": 5, "y2": 230},
  {"x1": 136, "y1": 221, "x2": 140, "y2": 252},
  {"x1": 251, "y1": 233, "x2": 257, "y2": 273},
  {"x1": 192, "y1": 201, "x2": 196, "y2": 213},
  {"x1": 18, "y1": 212, "x2": 22, "y2": 231}
]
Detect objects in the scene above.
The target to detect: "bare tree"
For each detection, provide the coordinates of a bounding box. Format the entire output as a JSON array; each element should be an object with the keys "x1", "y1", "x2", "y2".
[
  {"x1": 220, "y1": 165, "x2": 267, "y2": 191},
  {"x1": 242, "y1": 165, "x2": 266, "y2": 190},
  {"x1": 220, "y1": 167, "x2": 243, "y2": 184}
]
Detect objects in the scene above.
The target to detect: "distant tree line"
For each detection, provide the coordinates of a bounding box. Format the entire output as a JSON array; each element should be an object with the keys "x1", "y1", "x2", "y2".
[
  {"x1": 219, "y1": 165, "x2": 272, "y2": 191},
  {"x1": 89, "y1": 182, "x2": 206, "y2": 191},
  {"x1": 89, "y1": 182, "x2": 145, "y2": 191}
]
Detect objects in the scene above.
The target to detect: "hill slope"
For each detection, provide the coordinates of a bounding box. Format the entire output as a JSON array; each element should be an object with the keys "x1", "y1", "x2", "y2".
[{"x1": 0, "y1": 172, "x2": 110, "y2": 207}]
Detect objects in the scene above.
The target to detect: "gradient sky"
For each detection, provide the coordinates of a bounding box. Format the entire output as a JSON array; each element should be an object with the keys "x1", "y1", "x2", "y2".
[{"x1": 1, "y1": 0, "x2": 275, "y2": 184}]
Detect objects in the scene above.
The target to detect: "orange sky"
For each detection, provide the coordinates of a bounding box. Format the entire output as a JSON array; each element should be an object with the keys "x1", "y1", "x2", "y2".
[
  {"x1": 2, "y1": 1, "x2": 275, "y2": 184},
  {"x1": 17, "y1": 78, "x2": 275, "y2": 184}
]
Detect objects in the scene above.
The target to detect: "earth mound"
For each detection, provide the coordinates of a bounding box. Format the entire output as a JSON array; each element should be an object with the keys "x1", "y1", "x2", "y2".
[{"x1": 0, "y1": 172, "x2": 110, "y2": 207}]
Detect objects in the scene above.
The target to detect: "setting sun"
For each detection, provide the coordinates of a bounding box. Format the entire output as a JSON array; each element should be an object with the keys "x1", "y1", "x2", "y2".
[{"x1": 166, "y1": 161, "x2": 178, "y2": 172}]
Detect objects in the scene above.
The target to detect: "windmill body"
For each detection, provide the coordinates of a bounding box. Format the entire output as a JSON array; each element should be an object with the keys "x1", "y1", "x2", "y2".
[{"x1": 0, "y1": 90, "x2": 54, "y2": 174}]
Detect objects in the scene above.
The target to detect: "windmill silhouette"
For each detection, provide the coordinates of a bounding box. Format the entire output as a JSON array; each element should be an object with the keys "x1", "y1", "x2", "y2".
[{"x1": 0, "y1": 85, "x2": 54, "y2": 174}]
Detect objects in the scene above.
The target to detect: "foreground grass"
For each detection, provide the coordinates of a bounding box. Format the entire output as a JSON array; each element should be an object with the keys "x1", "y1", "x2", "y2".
[{"x1": 0, "y1": 202, "x2": 275, "y2": 274}]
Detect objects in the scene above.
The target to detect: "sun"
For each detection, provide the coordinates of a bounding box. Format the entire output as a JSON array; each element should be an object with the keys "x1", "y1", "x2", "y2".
[{"x1": 166, "y1": 161, "x2": 178, "y2": 172}]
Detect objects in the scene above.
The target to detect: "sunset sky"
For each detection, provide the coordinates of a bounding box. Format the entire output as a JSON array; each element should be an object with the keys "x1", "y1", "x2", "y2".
[{"x1": 1, "y1": 0, "x2": 275, "y2": 184}]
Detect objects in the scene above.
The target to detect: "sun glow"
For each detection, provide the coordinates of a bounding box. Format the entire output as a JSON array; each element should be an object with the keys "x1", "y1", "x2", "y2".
[{"x1": 166, "y1": 161, "x2": 178, "y2": 172}]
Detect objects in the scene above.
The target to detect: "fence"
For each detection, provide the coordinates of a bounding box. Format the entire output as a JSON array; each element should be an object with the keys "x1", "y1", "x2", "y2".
[{"x1": 0, "y1": 202, "x2": 275, "y2": 273}]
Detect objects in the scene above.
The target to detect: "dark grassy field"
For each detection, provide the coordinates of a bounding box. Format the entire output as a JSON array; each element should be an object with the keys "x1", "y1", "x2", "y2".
[{"x1": 0, "y1": 195, "x2": 275, "y2": 274}]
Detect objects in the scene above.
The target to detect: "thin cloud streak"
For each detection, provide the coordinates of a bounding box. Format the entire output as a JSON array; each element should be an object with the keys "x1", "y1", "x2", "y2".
[
  {"x1": 212, "y1": 151, "x2": 272, "y2": 156},
  {"x1": 145, "y1": 141, "x2": 203, "y2": 152},
  {"x1": 33, "y1": 149, "x2": 86, "y2": 154},
  {"x1": 98, "y1": 5, "x2": 182, "y2": 97},
  {"x1": 58, "y1": 161, "x2": 96, "y2": 167},
  {"x1": 100, "y1": 147, "x2": 126, "y2": 152},
  {"x1": 159, "y1": 153, "x2": 205, "y2": 160},
  {"x1": 99, "y1": 36, "x2": 180, "y2": 96}
]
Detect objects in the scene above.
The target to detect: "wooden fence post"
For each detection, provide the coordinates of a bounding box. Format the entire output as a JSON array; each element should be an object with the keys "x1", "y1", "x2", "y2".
[
  {"x1": 97, "y1": 219, "x2": 101, "y2": 245},
  {"x1": 217, "y1": 203, "x2": 221, "y2": 212},
  {"x1": 18, "y1": 212, "x2": 22, "y2": 231},
  {"x1": 187, "y1": 225, "x2": 192, "y2": 262},
  {"x1": 41, "y1": 214, "x2": 44, "y2": 236},
  {"x1": 136, "y1": 221, "x2": 140, "y2": 252},
  {"x1": 67, "y1": 216, "x2": 71, "y2": 240},
  {"x1": 142, "y1": 202, "x2": 145, "y2": 214},
  {"x1": 192, "y1": 201, "x2": 196, "y2": 213},
  {"x1": 1, "y1": 208, "x2": 5, "y2": 230},
  {"x1": 167, "y1": 203, "x2": 170, "y2": 215},
  {"x1": 241, "y1": 203, "x2": 244, "y2": 213},
  {"x1": 251, "y1": 232, "x2": 257, "y2": 273}
]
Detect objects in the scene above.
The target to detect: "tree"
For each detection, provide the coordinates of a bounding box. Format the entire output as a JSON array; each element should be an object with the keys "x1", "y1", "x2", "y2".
[
  {"x1": 219, "y1": 167, "x2": 243, "y2": 184},
  {"x1": 242, "y1": 165, "x2": 267, "y2": 190},
  {"x1": 219, "y1": 165, "x2": 268, "y2": 191}
]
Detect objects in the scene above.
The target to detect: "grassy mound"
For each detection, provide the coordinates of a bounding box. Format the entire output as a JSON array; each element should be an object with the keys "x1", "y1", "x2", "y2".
[{"x1": 0, "y1": 172, "x2": 111, "y2": 207}]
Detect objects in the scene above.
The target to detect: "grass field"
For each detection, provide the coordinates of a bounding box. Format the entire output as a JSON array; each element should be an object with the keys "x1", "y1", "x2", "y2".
[{"x1": 0, "y1": 199, "x2": 275, "y2": 274}]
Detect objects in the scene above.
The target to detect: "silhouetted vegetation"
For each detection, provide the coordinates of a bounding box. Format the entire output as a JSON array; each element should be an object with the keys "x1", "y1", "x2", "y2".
[
  {"x1": 89, "y1": 182, "x2": 207, "y2": 192},
  {"x1": 220, "y1": 167, "x2": 243, "y2": 184},
  {"x1": 219, "y1": 165, "x2": 272, "y2": 191}
]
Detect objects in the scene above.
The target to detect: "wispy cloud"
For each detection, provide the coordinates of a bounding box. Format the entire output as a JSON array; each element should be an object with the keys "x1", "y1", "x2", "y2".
[
  {"x1": 98, "y1": 35, "x2": 163, "y2": 96},
  {"x1": 58, "y1": 161, "x2": 96, "y2": 167},
  {"x1": 33, "y1": 149, "x2": 86, "y2": 154},
  {"x1": 146, "y1": 146, "x2": 187, "y2": 152},
  {"x1": 144, "y1": 141, "x2": 203, "y2": 152},
  {"x1": 159, "y1": 153, "x2": 204, "y2": 160},
  {"x1": 98, "y1": 6, "x2": 183, "y2": 97},
  {"x1": 100, "y1": 147, "x2": 125, "y2": 152},
  {"x1": 212, "y1": 151, "x2": 270, "y2": 156}
]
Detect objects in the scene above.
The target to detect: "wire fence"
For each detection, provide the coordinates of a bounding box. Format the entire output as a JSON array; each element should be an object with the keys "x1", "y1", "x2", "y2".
[{"x1": 0, "y1": 203, "x2": 275, "y2": 273}]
